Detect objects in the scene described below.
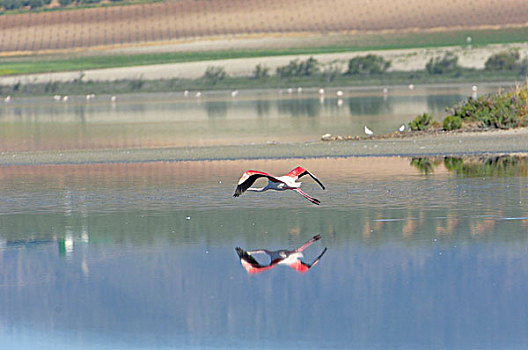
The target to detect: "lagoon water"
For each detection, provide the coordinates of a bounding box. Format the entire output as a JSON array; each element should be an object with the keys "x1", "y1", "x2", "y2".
[
  {"x1": 0, "y1": 84, "x2": 508, "y2": 151},
  {"x1": 1, "y1": 86, "x2": 528, "y2": 349}
]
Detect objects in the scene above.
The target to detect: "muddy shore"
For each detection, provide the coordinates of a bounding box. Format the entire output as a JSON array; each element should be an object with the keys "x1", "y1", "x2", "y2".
[{"x1": 1, "y1": 128, "x2": 527, "y2": 166}]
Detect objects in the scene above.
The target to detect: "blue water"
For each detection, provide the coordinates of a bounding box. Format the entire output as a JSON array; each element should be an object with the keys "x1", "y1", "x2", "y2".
[{"x1": 1, "y1": 156, "x2": 527, "y2": 349}]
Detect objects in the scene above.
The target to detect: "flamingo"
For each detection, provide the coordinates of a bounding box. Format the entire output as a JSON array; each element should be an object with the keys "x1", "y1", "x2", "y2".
[
  {"x1": 233, "y1": 166, "x2": 325, "y2": 205},
  {"x1": 235, "y1": 234, "x2": 328, "y2": 274}
]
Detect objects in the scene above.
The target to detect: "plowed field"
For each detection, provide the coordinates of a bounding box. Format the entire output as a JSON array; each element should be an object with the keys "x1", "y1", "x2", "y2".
[{"x1": 1, "y1": 0, "x2": 528, "y2": 54}]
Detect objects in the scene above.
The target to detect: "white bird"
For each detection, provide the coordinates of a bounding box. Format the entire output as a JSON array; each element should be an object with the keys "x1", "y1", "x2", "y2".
[
  {"x1": 382, "y1": 87, "x2": 388, "y2": 95},
  {"x1": 399, "y1": 124, "x2": 406, "y2": 132},
  {"x1": 53, "y1": 95, "x2": 61, "y2": 101},
  {"x1": 4, "y1": 96, "x2": 11, "y2": 103},
  {"x1": 297, "y1": 87, "x2": 303, "y2": 94},
  {"x1": 233, "y1": 166, "x2": 325, "y2": 205},
  {"x1": 471, "y1": 85, "x2": 478, "y2": 98},
  {"x1": 62, "y1": 96, "x2": 68, "y2": 101},
  {"x1": 408, "y1": 84, "x2": 415, "y2": 90},
  {"x1": 318, "y1": 88, "x2": 325, "y2": 95},
  {"x1": 336, "y1": 90, "x2": 344, "y2": 97},
  {"x1": 287, "y1": 88, "x2": 293, "y2": 94},
  {"x1": 195, "y1": 92, "x2": 202, "y2": 98},
  {"x1": 364, "y1": 125, "x2": 374, "y2": 136},
  {"x1": 231, "y1": 90, "x2": 239, "y2": 98},
  {"x1": 184, "y1": 90, "x2": 189, "y2": 97},
  {"x1": 111, "y1": 96, "x2": 117, "y2": 102}
]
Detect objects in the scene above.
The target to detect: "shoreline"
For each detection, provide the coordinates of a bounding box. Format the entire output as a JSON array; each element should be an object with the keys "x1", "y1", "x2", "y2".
[{"x1": 2, "y1": 128, "x2": 527, "y2": 166}]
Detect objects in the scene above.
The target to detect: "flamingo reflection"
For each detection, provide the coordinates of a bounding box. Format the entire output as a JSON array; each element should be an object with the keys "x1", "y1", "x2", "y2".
[{"x1": 235, "y1": 234, "x2": 327, "y2": 274}]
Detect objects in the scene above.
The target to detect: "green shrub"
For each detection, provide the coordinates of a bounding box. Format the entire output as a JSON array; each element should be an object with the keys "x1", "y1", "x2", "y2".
[
  {"x1": 28, "y1": 0, "x2": 44, "y2": 9},
  {"x1": 409, "y1": 113, "x2": 435, "y2": 131},
  {"x1": 203, "y1": 66, "x2": 227, "y2": 85},
  {"x1": 426, "y1": 52, "x2": 460, "y2": 75},
  {"x1": 276, "y1": 57, "x2": 319, "y2": 78},
  {"x1": 443, "y1": 115, "x2": 462, "y2": 130},
  {"x1": 344, "y1": 54, "x2": 391, "y2": 75},
  {"x1": 252, "y1": 64, "x2": 269, "y2": 80},
  {"x1": 448, "y1": 89, "x2": 528, "y2": 129},
  {"x1": 484, "y1": 49, "x2": 520, "y2": 71},
  {"x1": 1, "y1": 0, "x2": 23, "y2": 10}
]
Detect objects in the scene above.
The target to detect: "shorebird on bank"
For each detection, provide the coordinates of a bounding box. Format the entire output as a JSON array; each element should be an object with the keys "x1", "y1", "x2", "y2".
[
  {"x1": 233, "y1": 166, "x2": 325, "y2": 205},
  {"x1": 364, "y1": 125, "x2": 374, "y2": 136}
]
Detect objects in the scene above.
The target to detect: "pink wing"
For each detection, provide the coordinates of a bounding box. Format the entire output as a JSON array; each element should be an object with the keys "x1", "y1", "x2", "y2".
[
  {"x1": 284, "y1": 167, "x2": 325, "y2": 190},
  {"x1": 233, "y1": 170, "x2": 282, "y2": 197}
]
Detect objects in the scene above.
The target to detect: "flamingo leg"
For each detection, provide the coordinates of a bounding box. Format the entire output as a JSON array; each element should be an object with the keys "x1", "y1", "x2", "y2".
[
  {"x1": 307, "y1": 247, "x2": 328, "y2": 268},
  {"x1": 295, "y1": 234, "x2": 321, "y2": 252},
  {"x1": 293, "y1": 188, "x2": 320, "y2": 205}
]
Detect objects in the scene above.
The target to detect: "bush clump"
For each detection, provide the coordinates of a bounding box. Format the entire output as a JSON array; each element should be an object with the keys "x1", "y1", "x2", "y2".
[
  {"x1": 445, "y1": 84, "x2": 528, "y2": 129},
  {"x1": 203, "y1": 66, "x2": 227, "y2": 85},
  {"x1": 276, "y1": 57, "x2": 319, "y2": 78},
  {"x1": 409, "y1": 113, "x2": 436, "y2": 131},
  {"x1": 443, "y1": 115, "x2": 463, "y2": 131},
  {"x1": 252, "y1": 64, "x2": 269, "y2": 80},
  {"x1": 344, "y1": 55, "x2": 391, "y2": 75},
  {"x1": 426, "y1": 52, "x2": 460, "y2": 75},
  {"x1": 484, "y1": 49, "x2": 521, "y2": 71}
]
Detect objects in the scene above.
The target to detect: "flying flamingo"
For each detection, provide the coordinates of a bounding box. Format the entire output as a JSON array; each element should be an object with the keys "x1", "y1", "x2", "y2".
[
  {"x1": 233, "y1": 166, "x2": 325, "y2": 205},
  {"x1": 235, "y1": 234, "x2": 328, "y2": 274}
]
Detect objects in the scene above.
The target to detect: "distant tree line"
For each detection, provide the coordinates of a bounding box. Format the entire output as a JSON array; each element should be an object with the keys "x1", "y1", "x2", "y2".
[{"x1": 1, "y1": 0, "x2": 123, "y2": 11}]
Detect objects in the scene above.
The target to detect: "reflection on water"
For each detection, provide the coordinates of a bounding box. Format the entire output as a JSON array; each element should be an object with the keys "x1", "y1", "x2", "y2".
[
  {"x1": 1, "y1": 157, "x2": 528, "y2": 348},
  {"x1": 0, "y1": 84, "x2": 510, "y2": 151},
  {"x1": 205, "y1": 100, "x2": 228, "y2": 118},
  {"x1": 277, "y1": 97, "x2": 322, "y2": 117},
  {"x1": 411, "y1": 155, "x2": 528, "y2": 176},
  {"x1": 235, "y1": 234, "x2": 327, "y2": 274}
]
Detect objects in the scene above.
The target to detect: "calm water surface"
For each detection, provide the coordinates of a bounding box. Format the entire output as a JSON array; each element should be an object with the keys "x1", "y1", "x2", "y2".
[
  {"x1": 0, "y1": 84, "x2": 510, "y2": 151},
  {"x1": 1, "y1": 157, "x2": 528, "y2": 349}
]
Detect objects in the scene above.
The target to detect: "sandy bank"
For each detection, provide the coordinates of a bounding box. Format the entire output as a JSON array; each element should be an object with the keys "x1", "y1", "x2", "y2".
[{"x1": 1, "y1": 128, "x2": 527, "y2": 166}]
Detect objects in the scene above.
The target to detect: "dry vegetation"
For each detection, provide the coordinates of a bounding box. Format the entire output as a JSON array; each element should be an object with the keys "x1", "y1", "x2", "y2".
[{"x1": 1, "y1": 0, "x2": 528, "y2": 54}]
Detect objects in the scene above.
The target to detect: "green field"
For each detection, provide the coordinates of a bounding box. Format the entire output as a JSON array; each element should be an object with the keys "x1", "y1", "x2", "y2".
[{"x1": 1, "y1": 26, "x2": 528, "y2": 77}]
